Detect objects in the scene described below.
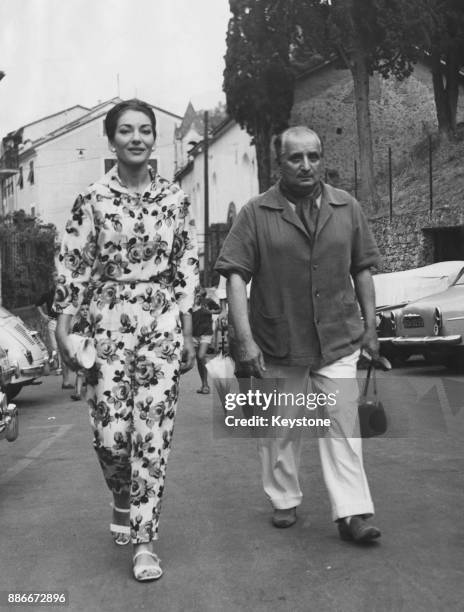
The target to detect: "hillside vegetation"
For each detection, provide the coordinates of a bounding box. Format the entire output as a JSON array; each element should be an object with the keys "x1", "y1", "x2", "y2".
[{"x1": 375, "y1": 125, "x2": 464, "y2": 218}]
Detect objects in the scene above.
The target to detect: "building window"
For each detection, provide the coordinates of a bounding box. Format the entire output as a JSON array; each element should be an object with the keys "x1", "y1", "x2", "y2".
[
  {"x1": 18, "y1": 166, "x2": 24, "y2": 189},
  {"x1": 27, "y1": 160, "x2": 34, "y2": 184}
]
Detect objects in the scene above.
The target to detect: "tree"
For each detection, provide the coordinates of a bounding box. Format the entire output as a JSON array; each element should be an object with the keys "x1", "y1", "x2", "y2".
[
  {"x1": 418, "y1": 0, "x2": 464, "y2": 136},
  {"x1": 0, "y1": 211, "x2": 56, "y2": 308},
  {"x1": 223, "y1": 0, "x2": 295, "y2": 191},
  {"x1": 295, "y1": 0, "x2": 421, "y2": 212},
  {"x1": 197, "y1": 102, "x2": 228, "y2": 132}
]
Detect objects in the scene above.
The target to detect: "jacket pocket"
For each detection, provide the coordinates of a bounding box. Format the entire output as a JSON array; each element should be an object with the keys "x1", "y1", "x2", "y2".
[
  {"x1": 252, "y1": 312, "x2": 290, "y2": 358},
  {"x1": 343, "y1": 301, "x2": 364, "y2": 339}
]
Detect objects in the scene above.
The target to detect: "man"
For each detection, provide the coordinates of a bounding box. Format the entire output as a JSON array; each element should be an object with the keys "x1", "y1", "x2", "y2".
[
  {"x1": 36, "y1": 277, "x2": 73, "y2": 389},
  {"x1": 215, "y1": 126, "x2": 381, "y2": 543}
]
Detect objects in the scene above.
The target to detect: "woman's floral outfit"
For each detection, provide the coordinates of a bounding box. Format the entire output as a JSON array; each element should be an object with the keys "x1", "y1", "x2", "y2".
[{"x1": 54, "y1": 167, "x2": 198, "y2": 543}]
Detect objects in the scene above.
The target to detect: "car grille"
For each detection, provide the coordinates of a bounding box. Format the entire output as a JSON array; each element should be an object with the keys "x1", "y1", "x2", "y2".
[
  {"x1": 14, "y1": 323, "x2": 35, "y2": 346},
  {"x1": 403, "y1": 314, "x2": 425, "y2": 329},
  {"x1": 32, "y1": 333, "x2": 46, "y2": 349}
]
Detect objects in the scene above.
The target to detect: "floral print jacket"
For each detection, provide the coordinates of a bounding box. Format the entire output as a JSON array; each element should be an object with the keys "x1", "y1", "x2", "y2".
[{"x1": 54, "y1": 166, "x2": 199, "y2": 317}]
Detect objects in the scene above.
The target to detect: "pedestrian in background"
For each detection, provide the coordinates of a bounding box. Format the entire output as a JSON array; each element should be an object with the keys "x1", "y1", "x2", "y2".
[
  {"x1": 192, "y1": 286, "x2": 220, "y2": 394},
  {"x1": 70, "y1": 302, "x2": 91, "y2": 401},
  {"x1": 54, "y1": 99, "x2": 198, "y2": 581},
  {"x1": 35, "y1": 274, "x2": 73, "y2": 389},
  {"x1": 216, "y1": 126, "x2": 381, "y2": 543}
]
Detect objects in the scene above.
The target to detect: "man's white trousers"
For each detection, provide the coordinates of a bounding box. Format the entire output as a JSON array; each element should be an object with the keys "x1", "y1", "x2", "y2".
[{"x1": 257, "y1": 350, "x2": 374, "y2": 521}]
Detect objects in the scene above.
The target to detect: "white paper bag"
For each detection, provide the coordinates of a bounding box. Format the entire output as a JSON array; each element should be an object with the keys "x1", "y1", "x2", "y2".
[
  {"x1": 68, "y1": 334, "x2": 96, "y2": 369},
  {"x1": 206, "y1": 353, "x2": 235, "y2": 411}
]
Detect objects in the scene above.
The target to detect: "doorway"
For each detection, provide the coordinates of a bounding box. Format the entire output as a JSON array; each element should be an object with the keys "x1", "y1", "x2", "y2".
[{"x1": 423, "y1": 225, "x2": 464, "y2": 262}]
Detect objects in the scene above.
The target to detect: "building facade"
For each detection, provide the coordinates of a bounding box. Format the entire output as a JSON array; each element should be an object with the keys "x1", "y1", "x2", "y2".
[
  {"x1": 0, "y1": 98, "x2": 182, "y2": 235},
  {"x1": 175, "y1": 119, "x2": 258, "y2": 266}
]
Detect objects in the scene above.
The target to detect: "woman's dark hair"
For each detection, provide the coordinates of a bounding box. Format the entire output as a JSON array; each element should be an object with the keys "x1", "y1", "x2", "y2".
[{"x1": 104, "y1": 99, "x2": 157, "y2": 141}]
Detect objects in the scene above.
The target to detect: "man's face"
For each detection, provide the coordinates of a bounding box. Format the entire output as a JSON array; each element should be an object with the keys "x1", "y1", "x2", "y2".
[{"x1": 279, "y1": 131, "x2": 322, "y2": 194}]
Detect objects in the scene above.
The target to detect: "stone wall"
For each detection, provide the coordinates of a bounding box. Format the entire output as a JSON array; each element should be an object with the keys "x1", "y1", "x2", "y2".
[
  {"x1": 370, "y1": 205, "x2": 464, "y2": 272},
  {"x1": 291, "y1": 61, "x2": 464, "y2": 191}
]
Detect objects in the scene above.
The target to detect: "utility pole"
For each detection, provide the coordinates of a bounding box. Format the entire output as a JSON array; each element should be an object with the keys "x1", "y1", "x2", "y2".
[{"x1": 203, "y1": 111, "x2": 210, "y2": 286}]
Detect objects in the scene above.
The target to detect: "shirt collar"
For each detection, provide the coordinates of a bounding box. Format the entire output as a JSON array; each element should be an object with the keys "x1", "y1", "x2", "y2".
[
  {"x1": 104, "y1": 164, "x2": 158, "y2": 195},
  {"x1": 259, "y1": 181, "x2": 351, "y2": 210}
]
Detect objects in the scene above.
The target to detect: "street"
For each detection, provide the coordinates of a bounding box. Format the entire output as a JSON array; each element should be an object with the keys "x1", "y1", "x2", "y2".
[{"x1": 1, "y1": 362, "x2": 464, "y2": 612}]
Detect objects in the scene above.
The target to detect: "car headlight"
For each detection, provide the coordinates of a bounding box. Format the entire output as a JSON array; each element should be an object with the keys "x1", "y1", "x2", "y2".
[
  {"x1": 11, "y1": 360, "x2": 20, "y2": 378},
  {"x1": 433, "y1": 307, "x2": 442, "y2": 336}
]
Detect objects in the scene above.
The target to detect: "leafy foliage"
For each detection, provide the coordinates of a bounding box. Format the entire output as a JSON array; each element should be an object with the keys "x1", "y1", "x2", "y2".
[
  {"x1": 196, "y1": 102, "x2": 228, "y2": 132},
  {"x1": 294, "y1": 0, "x2": 421, "y2": 77},
  {"x1": 292, "y1": 0, "x2": 423, "y2": 211},
  {"x1": 415, "y1": 0, "x2": 464, "y2": 134},
  {"x1": 0, "y1": 210, "x2": 57, "y2": 308},
  {"x1": 223, "y1": 0, "x2": 296, "y2": 190}
]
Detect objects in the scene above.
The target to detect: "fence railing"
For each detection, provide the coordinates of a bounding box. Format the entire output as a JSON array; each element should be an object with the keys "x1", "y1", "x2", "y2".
[{"x1": 349, "y1": 135, "x2": 437, "y2": 220}]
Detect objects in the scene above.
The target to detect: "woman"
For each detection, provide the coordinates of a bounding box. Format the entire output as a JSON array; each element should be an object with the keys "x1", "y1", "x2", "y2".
[{"x1": 54, "y1": 99, "x2": 198, "y2": 581}]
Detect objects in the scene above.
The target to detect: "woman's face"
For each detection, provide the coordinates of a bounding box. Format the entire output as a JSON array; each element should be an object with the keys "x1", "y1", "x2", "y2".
[{"x1": 110, "y1": 109, "x2": 155, "y2": 168}]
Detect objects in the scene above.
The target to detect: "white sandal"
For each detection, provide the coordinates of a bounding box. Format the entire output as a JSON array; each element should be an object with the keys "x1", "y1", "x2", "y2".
[
  {"x1": 133, "y1": 551, "x2": 163, "y2": 582},
  {"x1": 110, "y1": 504, "x2": 131, "y2": 546}
]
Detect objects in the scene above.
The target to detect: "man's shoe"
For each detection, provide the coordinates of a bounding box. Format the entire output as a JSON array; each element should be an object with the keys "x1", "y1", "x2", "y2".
[
  {"x1": 338, "y1": 516, "x2": 381, "y2": 543},
  {"x1": 272, "y1": 507, "x2": 297, "y2": 528}
]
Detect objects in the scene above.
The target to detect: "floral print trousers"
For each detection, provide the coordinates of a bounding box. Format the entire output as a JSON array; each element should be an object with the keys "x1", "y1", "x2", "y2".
[{"x1": 85, "y1": 282, "x2": 183, "y2": 543}]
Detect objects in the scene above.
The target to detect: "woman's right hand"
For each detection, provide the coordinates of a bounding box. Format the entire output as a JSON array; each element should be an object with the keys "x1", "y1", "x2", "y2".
[{"x1": 55, "y1": 314, "x2": 80, "y2": 371}]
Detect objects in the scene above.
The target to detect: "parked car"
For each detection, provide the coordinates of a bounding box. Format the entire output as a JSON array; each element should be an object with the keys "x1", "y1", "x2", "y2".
[
  {"x1": 0, "y1": 306, "x2": 48, "y2": 400},
  {"x1": 380, "y1": 265, "x2": 464, "y2": 367},
  {"x1": 0, "y1": 345, "x2": 18, "y2": 442},
  {"x1": 374, "y1": 261, "x2": 464, "y2": 363}
]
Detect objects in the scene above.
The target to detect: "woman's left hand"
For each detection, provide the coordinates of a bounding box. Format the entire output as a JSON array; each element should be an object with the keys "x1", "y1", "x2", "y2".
[{"x1": 180, "y1": 336, "x2": 195, "y2": 374}]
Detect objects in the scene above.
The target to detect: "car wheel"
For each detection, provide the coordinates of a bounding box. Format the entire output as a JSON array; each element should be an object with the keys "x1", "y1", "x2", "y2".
[
  {"x1": 445, "y1": 349, "x2": 464, "y2": 372},
  {"x1": 380, "y1": 346, "x2": 409, "y2": 368},
  {"x1": 6, "y1": 383, "x2": 23, "y2": 402},
  {"x1": 423, "y1": 350, "x2": 446, "y2": 366}
]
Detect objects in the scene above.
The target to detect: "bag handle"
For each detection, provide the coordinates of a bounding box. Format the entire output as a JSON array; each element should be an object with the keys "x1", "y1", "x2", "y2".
[
  {"x1": 362, "y1": 364, "x2": 378, "y2": 399},
  {"x1": 220, "y1": 324, "x2": 226, "y2": 354}
]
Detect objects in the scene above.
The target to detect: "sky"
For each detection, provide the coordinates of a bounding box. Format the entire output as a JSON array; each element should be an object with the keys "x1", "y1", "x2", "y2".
[{"x1": 0, "y1": 0, "x2": 231, "y2": 135}]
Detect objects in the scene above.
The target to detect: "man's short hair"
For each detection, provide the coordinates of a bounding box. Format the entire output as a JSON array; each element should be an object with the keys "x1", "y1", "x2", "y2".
[{"x1": 274, "y1": 126, "x2": 323, "y2": 162}]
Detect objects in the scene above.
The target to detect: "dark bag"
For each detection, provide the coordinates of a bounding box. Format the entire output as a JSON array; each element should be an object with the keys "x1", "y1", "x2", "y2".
[{"x1": 358, "y1": 365, "x2": 388, "y2": 438}]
